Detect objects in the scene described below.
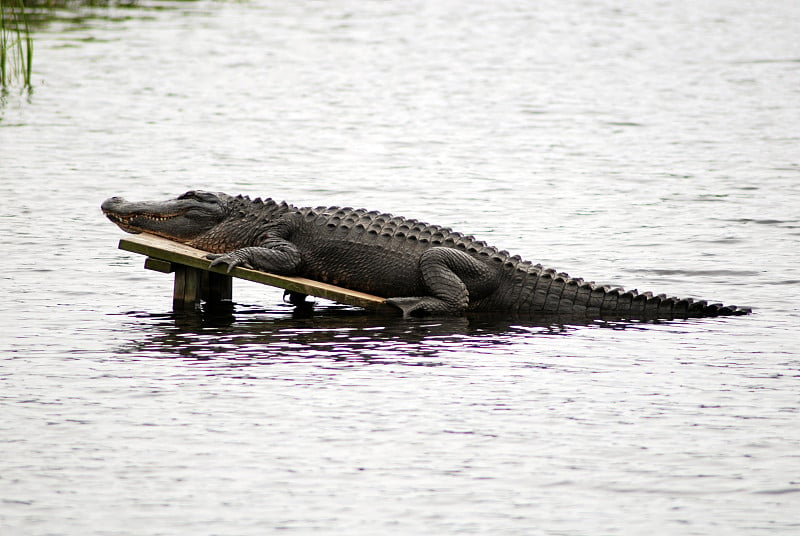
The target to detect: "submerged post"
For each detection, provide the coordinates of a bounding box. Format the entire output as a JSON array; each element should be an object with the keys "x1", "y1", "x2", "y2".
[
  {"x1": 143, "y1": 256, "x2": 233, "y2": 310},
  {"x1": 173, "y1": 265, "x2": 202, "y2": 310},
  {"x1": 202, "y1": 271, "x2": 233, "y2": 304}
]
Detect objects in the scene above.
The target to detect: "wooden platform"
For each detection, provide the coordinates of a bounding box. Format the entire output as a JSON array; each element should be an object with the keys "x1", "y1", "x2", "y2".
[{"x1": 117, "y1": 233, "x2": 393, "y2": 313}]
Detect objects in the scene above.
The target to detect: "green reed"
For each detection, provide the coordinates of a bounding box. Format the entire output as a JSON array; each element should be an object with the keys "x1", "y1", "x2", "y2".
[{"x1": 0, "y1": 0, "x2": 34, "y2": 88}]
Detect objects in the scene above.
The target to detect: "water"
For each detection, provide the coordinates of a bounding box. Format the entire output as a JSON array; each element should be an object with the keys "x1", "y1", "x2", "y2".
[{"x1": 2, "y1": 0, "x2": 799, "y2": 534}]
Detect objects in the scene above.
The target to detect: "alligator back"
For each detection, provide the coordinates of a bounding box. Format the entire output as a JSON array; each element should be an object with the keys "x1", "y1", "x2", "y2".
[
  {"x1": 289, "y1": 206, "x2": 511, "y2": 297},
  {"x1": 291, "y1": 206, "x2": 750, "y2": 318}
]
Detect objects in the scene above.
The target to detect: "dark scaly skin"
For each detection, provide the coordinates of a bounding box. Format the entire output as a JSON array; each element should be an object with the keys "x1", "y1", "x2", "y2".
[{"x1": 101, "y1": 190, "x2": 752, "y2": 318}]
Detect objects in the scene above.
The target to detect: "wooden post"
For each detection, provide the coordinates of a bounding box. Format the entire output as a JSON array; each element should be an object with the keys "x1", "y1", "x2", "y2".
[
  {"x1": 145, "y1": 256, "x2": 232, "y2": 310},
  {"x1": 173, "y1": 265, "x2": 202, "y2": 310},
  {"x1": 202, "y1": 271, "x2": 233, "y2": 304}
]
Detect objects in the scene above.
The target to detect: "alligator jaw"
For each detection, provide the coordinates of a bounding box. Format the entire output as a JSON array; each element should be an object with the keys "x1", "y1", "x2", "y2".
[
  {"x1": 104, "y1": 212, "x2": 179, "y2": 223},
  {"x1": 102, "y1": 209, "x2": 182, "y2": 232}
]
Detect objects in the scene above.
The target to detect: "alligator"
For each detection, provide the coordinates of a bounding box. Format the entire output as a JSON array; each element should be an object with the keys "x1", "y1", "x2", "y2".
[{"x1": 101, "y1": 190, "x2": 752, "y2": 318}]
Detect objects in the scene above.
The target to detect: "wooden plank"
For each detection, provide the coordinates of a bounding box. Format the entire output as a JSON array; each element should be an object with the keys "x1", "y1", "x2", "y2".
[{"x1": 118, "y1": 233, "x2": 393, "y2": 312}]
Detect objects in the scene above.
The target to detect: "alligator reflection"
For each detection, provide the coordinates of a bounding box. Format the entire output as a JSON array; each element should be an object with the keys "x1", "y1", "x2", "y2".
[{"x1": 116, "y1": 302, "x2": 663, "y2": 366}]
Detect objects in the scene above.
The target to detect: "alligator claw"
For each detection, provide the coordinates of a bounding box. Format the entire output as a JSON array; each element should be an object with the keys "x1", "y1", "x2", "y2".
[
  {"x1": 386, "y1": 297, "x2": 421, "y2": 318},
  {"x1": 206, "y1": 253, "x2": 251, "y2": 272}
]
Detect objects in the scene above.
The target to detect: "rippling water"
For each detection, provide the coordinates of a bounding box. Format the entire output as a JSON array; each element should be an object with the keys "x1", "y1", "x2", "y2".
[{"x1": 2, "y1": 0, "x2": 799, "y2": 534}]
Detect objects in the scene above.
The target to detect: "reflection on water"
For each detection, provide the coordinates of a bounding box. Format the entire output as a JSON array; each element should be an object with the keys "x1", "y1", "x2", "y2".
[
  {"x1": 16, "y1": 0, "x2": 186, "y2": 31},
  {"x1": 112, "y1": 303, "x2": 691, "y2": 366},
  {"x1": 117, "y1": 308, "x2": 558, "y2": 365}
]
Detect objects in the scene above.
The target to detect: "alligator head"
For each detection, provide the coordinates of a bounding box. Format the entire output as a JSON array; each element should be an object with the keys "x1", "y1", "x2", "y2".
[{"x1": 101, "y1": 190, "x2": 231, "y2": 242}]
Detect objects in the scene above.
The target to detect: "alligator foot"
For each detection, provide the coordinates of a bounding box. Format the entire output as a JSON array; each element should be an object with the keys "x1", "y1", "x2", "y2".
[{"x1": 386, "y1": 296, "x2": 462, "y2": 318}]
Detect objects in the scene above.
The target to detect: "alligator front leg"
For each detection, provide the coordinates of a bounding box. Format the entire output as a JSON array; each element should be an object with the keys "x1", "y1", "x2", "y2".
[
  {"x1": 207, "y1": 239, "x2": 302, "y2": 274},
  {"x1": 387, "y1": 247, "x2": 494, "y2": 317}
]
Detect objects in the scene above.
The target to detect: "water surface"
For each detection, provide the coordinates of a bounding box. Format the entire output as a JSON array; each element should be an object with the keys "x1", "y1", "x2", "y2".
[{"x1": 1, "y1": 1, "x2": 799, "y2": 534}]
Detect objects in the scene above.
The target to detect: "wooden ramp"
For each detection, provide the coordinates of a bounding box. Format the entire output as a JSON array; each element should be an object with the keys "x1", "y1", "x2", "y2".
[{"x1": 117, "y1": 233, "x2": 393, "y2": 313}]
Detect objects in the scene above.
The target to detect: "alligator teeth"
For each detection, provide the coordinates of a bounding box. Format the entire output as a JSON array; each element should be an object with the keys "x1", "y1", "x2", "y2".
[{"x1": 103, "y1": 210, "x2": 177, "y2": 224}]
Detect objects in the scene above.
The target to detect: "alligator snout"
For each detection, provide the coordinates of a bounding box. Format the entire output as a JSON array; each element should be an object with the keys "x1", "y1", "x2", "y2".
[{"x1": 101, "y1": 197, "x2": 125, "y2": 212}]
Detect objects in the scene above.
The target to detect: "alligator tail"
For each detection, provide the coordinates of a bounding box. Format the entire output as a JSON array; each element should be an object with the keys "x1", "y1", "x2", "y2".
[
  {"x1": 522, "y1": 270, "x2": 751, "y2": 318},
  {"x1": 592, "y1": 286, "x2": 752, "y2": 318}
]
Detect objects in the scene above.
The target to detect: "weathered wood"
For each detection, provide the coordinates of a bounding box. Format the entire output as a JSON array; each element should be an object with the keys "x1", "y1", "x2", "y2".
[
  {"x1": 202, "y1": 271, "x2": 233, "y2": 304},
  {"x1": 144, "y1": 257, "x2": 174, "y2": 274},
  {"x1": 173, "y1": 265, "x2": 202, "y2": 310},
  {"x1": 118, "y1": 233, "x2": 393, "y2": 312}
]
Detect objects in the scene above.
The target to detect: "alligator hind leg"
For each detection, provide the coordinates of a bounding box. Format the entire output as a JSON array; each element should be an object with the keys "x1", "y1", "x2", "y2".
[{"x1": 387, "y1": 247, "x2": 492, "y2": 317}]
